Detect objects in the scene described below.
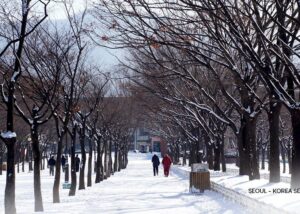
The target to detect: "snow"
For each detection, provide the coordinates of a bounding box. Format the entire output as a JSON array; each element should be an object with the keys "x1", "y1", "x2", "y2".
[
  {"x1": 0, "y1": 153, "x2": 248, "y2": 214},
  {"x1": 211, "y1": 176, "x2": 300, "y2": 213},
  {"x1": 1, "y1": 131, "x2": 17, "y2": 139},
  {"x1": 175, "y1": 162, "x2": 300, "y2": 213}
]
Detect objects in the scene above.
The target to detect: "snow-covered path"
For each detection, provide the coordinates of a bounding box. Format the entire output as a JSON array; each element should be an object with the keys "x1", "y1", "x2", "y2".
[{"x1": 0, "y1": 153, "x2": 250, "y2": 213}]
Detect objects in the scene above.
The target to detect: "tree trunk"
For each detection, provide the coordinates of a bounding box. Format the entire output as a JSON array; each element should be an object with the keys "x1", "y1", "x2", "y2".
[
  {"x1": 103, "y1": 140, "x2": 107, "y2": 179},
  {"x1": 0, "y1": 143, "x2": 3, "y2": 175},
  {"x1": 87, "y1": 136, "x2": 92, "y2": 187},
  {"x1": 291, "y1": 109, "x2": 300, "y2": 188},
  {"x1": 53, "y1": 135, "x2": 63, "y2": 203},
  {"x1": 95, "y1": 137, "x2": 102, "y2": 183},
  {"x1": 79, "y1": 126, "x2": 86, "y2": 190},
  {"x1": 268, "y1": 101, "x2": 281, "y2": 182},
  {"x1": 280, "y1": 141, "x2": 286, "y2": 174},
  {"x1": 17, "y1": 147, "x2": 20, "y2": 173},
  {"x1": 5, "y1": 140, "x2": 16, "y2": 214},
  {"x1": 100, "y1": 147, "x2": 104, "y2": 180},
  {"x1": 207, "y1": 145, "x2": 214, "y2": 169},
  {"x1": 238, "y1": 118, "x2": 249, "y2": 175},
  {"x1": 114, "y1": 142, "x2": 118, "y2": 172},
  {"x1": 124, "y1": 145, "x2": 128, "y2": 168},
  {"x1": 69, "y1": 125, "x2": 77, "y2": 196},
  {"x1": 245, "y1": 117, "x2": 260, "y2": 180},
  {"x1": 213, "y1": 140, "x2": 220, "y2": 171},
  {"x1": 108, "y1": 140, "x2": 113, "y2": 176},
  {"x1": 118, "y1": 146, "x2": 122, "y2": 172},
  {"x1": 220, "y1": 138, "x2": 226, "y2": 172},
  {"x1": 288, "y1": 142, "x2": 292, "y2": 174},
  {"x1": 183, "y1": 143, "x2": 187, "y2": 166},
  {"x1": 31, "y1": 126, "x2": 44, "y2": 211},
  {"x1": 261, "y1": 147, "x2": 265, "y2": 170}
]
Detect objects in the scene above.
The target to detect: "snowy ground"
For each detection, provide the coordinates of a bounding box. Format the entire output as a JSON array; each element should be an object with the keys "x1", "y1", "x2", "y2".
[{"x1": 0, "y1": 152, "x2": 250, "y2": 214}]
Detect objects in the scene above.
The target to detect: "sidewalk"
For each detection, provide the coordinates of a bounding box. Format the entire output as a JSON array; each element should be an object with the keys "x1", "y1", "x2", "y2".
[{"x1": 0, "y1": 153, "x2": 249, "y2": 213}]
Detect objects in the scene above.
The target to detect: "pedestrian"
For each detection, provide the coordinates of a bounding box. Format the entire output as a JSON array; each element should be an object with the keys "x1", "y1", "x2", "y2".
[
  {"x1": 151, "y1": 154, "x2": 160, "y2": 176},
  {"x1": 48, "y1": 156, "x2": 56, "y2": 176},
  {"x1": 61, "y1": 155, "x2": 66, "y2": 172},
  {"x1": 162, "y1": 154, "x2": 172, "y2": 177},
  {"x1": 75, "y1": 154, "x2": 80, "y2": 172}
]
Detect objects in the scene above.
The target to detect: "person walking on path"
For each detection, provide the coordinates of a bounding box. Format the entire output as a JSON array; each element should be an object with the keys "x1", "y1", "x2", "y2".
[
  {"x1": 162, "y1": 154, "x2": 172, "y2": 177},
  {"x1": 48, "y1": 156, "x2": 56, "y2": 176},
  {"x1": 75, "y1": 155, "x2": 80, "y2": 172},
  {"x1": 152, "y1": 154, "x2": 160, "y2": 176},
  {"x1": 61, "y1": 155, "x2": 66, "y2": 172}
]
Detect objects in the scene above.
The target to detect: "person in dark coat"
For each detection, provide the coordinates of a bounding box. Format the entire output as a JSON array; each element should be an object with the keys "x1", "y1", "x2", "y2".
[
  {"x1": 61, "y1": 155, "x2": 66, "y2": 172},
  {"x1": 48, "y1": 156, "x2": 56, "y2": 176},
  {"x1": 152, "y1": 154, "x2": 160, "y2": 176},
  {"x1": 162, "y1": 154, "x2": 172, "y2": 177},
  {"x1": 75, "y1": 155, "x2": 80, "y2": 172}
]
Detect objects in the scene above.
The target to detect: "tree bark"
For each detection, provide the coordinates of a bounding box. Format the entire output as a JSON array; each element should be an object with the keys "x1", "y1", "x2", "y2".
[
  {"x1": 31, "y1": 125, "x2": 44, "y2": 211},
  {"x1": 213, "y1": 140, "x2": 220, "y2": 171},
  {"x1": 108, "y1": 140, "x2": 113, "y2": 176},
  {"x1": 268, "y1": 101, "x2": 281, "y2": 182},
  {"x1": 5, "y1": 140, "x2": 16, "y2": 214},
  {"x1": 53, "y1": 135, "x2": 63, "y2": 203},
  {"x1": 207, "y1": 145, "x2": 214, "y2": 169},
  {"x1": 87, "y1": 136, "x2": 93, "y2": 187},
  {"x1": 79, "y1": 126, "x2": 86, "y2": 190},
  {"x1": 238, "y1": 118, "x2": 249, "y2": 175},
  {"x1": 0, "y1": 143, "x2": 3, "y2": 175},
  {"x1": 291, "y1": 109, "x2": 300, "y2": 188},
  {"x1": 95, "y1": 137, "x2": 102, "y2": 183},
  {"x1": 114, "y1": 141, "x2": 118, "y2": 172},
  {"x1": 280, "y1": 141, "x2": 286, "y2": 174},
  {"x1": 103, "y1": 140, "x2": 107, "y2": 179},
  {"x1": 220, "y1": 137, "x2": 226, "y2": 172},
  {"x1": 69, "y1": 125, "x2": 77, "y2": 196},
  {"x1": 245, "y1": 117, "x2": 260, "y2": 180}
]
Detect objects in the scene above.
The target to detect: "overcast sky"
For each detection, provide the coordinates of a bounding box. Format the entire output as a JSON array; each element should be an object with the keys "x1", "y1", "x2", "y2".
[{"x1": 47, "y1": 0, "x2": 125, "y2": 70}]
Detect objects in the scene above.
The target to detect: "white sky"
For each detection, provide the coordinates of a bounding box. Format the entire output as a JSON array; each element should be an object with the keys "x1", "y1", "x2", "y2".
[{"x1": 47, "y1": 0, "x2": 124, "y2": 69}]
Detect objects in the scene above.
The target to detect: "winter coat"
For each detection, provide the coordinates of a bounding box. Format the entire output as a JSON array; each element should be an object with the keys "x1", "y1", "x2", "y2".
[
  {"x1": 162, "y1": 155, "x2": 172, "y2": 168},
  {"x1": 48, "y1": 158, "x2": 56, "y2": 166},
  {"x1": 61, "y1": 156, "x2": 66, "y2": 166},
  {"x1": 152, "y1": 155, "x2": 160, "y2": 166}
]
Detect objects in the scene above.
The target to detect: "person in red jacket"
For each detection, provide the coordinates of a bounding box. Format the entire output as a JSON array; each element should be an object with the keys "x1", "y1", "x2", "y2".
[{"x1": 162, "y1": 154, "x2": 172, "y2": 177}]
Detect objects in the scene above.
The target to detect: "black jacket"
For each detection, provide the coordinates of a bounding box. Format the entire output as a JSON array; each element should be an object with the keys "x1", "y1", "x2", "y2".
[
  {"x1": 48, "y1": 158, "x2": 56, "y2": 166},
  {"x1": 152, "y1": 155, "x2": 160, "y2": 166}
]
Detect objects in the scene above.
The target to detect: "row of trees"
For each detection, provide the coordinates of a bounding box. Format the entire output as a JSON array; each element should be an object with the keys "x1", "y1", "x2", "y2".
[
  {"x1": 0, "y1": 1, "x2": 136, "y2": 214},
  {"x1": 93, "y1": 0, "x2": 300, "y2": 188}
]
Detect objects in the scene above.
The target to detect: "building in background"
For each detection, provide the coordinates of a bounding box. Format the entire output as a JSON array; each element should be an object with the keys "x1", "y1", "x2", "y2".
[{"x1": 131, "y1": 128, "x2": 164, "y2": 154}]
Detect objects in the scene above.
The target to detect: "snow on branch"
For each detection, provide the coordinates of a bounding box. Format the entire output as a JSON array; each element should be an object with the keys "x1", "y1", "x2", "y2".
[{"x1": 1, "y1": 131, "x2": 17, "y2": 139}]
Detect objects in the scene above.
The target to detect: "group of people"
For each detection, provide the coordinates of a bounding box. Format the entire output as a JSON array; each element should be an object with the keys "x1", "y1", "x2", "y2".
[
  {"x1": 151, "y1": 154, "x2": 172, "y2": 177},
  {"x1": 48, "y1": 154, "x2": 81, "y2": 176}
]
